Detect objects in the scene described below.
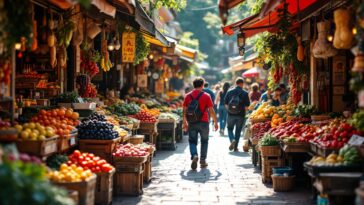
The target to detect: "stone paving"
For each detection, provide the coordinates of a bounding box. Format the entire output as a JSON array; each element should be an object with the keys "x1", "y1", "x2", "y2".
[{"x1": 114, "y1": 130, "x2": 312, "y2": 205}]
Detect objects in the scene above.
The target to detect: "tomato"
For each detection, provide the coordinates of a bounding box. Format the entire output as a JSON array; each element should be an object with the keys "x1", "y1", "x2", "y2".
[
  {"x1": 97, "y1": 160, "x2": 107, "y2": 166},
  {"x1": 73, "y1": 150, "x2": 81, "y2": 158},
  {"x1": 101, "y1": 164, "x2": 113, "y2": 172}
]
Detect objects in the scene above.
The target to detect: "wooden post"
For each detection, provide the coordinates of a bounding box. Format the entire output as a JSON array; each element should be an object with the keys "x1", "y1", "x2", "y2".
[{"x1": 310, "y1": 41, "x2": 318, "y2": 107}]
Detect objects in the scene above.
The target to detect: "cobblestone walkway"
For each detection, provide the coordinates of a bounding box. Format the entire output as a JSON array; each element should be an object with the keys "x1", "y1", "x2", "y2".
[{"x1": 114, "y1": 131, "x2": 312, "y2": 205}]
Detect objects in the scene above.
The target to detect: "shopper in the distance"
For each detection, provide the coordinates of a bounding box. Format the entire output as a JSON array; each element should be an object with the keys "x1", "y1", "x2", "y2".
[
  {"x1": 215, "y1": 82, "x2": 231, "y2": 136},
  {"x1": 249, "y1": 83, "x2": 262, "y2": 102},
  {"x1": 225, "y1": 78, "x2": 250, "y2": 152},
  {"x1": 183, "y1": 77, "x2": 218, "y2": 170}
]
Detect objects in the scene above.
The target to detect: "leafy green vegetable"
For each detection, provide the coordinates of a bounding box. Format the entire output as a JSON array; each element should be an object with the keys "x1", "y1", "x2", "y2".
[
  {"x1": 46, "y1": 154, "x2": 68, "y2": 170},
  {"x1": 350, "y1": 109, "x2": 364, "y2": 132},
  {"x1": 293, "y1": 105, "x2": 319, "y2": 118},
  {"x1": 54, "y1": 92, "x2": 80, "y2": 103},
  {"x1": 106, "y1": 103, "x2": 140, "y2": 116},
  {"x1": 0, "y1": 159, "x2": 74, "y2": 205},
  {"x1": 259, "y1": 133, "x2": 279, "y2": 146}
]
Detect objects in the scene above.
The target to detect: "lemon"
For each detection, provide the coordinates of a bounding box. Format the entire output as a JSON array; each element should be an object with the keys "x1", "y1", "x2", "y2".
[{"x1": 14, "y1": 125, "x2": 23, "y2": 132}]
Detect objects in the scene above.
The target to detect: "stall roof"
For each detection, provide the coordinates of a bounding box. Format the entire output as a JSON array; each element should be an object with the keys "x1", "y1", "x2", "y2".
[
  {"x1": 218, "y1": 0, "x2": 246, "y2": 25},
  {"x1": 223, "y1": 0, "x2": 317, "y2": 38},
  {"x1": 176, "y1": 44, "x2": 198, "y2": 61}
]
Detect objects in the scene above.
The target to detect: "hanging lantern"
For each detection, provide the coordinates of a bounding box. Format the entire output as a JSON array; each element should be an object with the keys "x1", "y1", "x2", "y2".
[
  {"x1": 352, "y1": 53, "x2": 364, "y2": 72},
  {"x1": 237, "y1": 32, "x2": 245, "y2": 47}
]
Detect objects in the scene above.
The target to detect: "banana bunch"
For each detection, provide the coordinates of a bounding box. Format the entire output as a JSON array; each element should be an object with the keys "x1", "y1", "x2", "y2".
[{"x1": 101, "y1": 51, "x2": 112, "y2": 72}]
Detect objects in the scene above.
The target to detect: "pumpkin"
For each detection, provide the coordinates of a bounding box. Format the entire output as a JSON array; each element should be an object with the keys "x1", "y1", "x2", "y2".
[
  {"x1": 296, "y1": 36, "x2": 304, "y2": 61},
  {"x1": 333, "y1": 8, "x2": 354, "y2": 49},
  {"x1": 50, "y1": 46, "x2": 57, "y2": 68}
]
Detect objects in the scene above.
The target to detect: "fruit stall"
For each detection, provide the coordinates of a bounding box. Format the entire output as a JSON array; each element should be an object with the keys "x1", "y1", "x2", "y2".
[{"x1": 245, "y1": 102, "x2": 364, "y2": 203}]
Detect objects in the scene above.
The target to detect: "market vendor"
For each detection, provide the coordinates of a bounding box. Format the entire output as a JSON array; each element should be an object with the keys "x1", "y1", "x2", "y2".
[
  {"x1": 119, "y1": 85, "x2": 135, "y2": 99},
  {"x1": 271, "y1": 87, "x2": 281, "y2": 107},
  {"x1": 260, "y1": 89, "x2": 272, "y2": 103}
]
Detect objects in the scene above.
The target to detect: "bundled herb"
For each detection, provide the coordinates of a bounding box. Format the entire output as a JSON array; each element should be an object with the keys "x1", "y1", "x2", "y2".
[{"x1": 259, "y1": 133, "x2": 279, "y2": 146}]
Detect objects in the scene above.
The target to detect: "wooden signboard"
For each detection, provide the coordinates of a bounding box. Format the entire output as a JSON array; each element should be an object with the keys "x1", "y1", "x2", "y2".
[{"x1": 122, "y1": 32, "x2": 136, "y2": 63}]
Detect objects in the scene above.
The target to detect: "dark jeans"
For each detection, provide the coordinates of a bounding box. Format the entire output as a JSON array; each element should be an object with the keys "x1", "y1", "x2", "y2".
[
  {"x1": 188, "y1": 122, "x2": 209, "y2": 161},
  {"x1": 227, "y1": 114, "x2": 246, "y2": 148},
  {"x1": 218, "y1": 105, "x2": 227, "y2": 131}
]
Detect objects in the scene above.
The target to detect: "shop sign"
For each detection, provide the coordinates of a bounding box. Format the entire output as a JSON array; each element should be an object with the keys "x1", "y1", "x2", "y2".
[
  {"x1": 122, "y1": 32, "x2": 136, "y2": 63},
  {"x1": 155, "y1": 80, "x2": 164, "y2": 94},
  {"x1": 137, "y1": 74, "x2": 148, "y2": 88}
]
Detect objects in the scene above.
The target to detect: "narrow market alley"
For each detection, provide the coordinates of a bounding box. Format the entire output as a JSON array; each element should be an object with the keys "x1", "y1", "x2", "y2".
[{"x1": 115, "y1": 131, "x2": 311, "y2": 205}]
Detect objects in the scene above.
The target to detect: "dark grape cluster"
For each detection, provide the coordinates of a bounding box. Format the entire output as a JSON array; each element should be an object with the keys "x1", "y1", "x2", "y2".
[
  {"x1": 77, "y1": 120, "x2": 118, "y2": 140},
  {"x1": 81, "y1": 112, "x2": 106, "y2": 123}
]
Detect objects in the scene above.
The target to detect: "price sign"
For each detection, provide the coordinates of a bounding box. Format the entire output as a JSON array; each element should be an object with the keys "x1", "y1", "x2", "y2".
[
  {"x1": 70, "y1": 136, "x2": 76, "y2": 146},
  {"x1": 137, "y1": 74, "x2": 148, "y2": 88},
  {"x1": 348, "y1": 135, "x2": 364, "y2": 146},
  {"x1": 122, "y1": 32, "x2": 136, "y2": 63}
]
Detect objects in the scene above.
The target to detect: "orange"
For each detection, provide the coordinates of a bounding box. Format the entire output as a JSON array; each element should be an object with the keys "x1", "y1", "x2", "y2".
[{"x1": 71, "y1": 112, "x2": 79, "y2": 120}]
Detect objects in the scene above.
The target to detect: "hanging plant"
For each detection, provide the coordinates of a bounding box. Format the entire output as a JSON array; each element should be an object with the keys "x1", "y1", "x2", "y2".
[
  {"x1": 134, "y1": 31, "x2": 150, "y2": 65},
  {"x1": 254, "y1": 2, "x2": 307, "y2": 90}
]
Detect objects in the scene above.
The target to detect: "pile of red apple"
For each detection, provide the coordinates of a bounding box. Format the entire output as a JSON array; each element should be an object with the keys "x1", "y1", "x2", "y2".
[
  {"x1": 113, "y1": 144, "x2": 149, "y2": 157},
  {"x1": 311, "y1": 123, "x2": 362, "y2": 149},
  {"x1": 251, "y1": 121, "x2": 271, "y2": 140},
  {"x1": 270, "y1": 120, "x2": 321, "y2": 143},
  {"x1": 67, "y1": 150, "x2": 114, "y2": 173}
]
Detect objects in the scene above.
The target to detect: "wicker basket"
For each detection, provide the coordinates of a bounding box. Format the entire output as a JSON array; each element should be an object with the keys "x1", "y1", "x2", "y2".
[
  {"x1": 271, "y1": 175, "x2": 295, "y2": 192},
  {"x1": 260, "y1": 145, "x2": 281, "y2": 157},
  {"x1": 129, "y1": 135, "x2": 144, "y2": 145}
]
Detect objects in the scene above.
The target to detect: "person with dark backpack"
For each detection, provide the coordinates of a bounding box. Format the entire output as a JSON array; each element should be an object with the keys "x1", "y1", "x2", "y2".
[
  {"x1": 183, "y1": 77, "x2": 218, "y2": 170},
  {"x1": 224, "y1": 77, "x2": 250, "y2": 152}
]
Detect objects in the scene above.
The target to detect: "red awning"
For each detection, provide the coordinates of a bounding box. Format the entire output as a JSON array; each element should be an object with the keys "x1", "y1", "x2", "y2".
[
  {"x1": 222, "y1": 14, "x2": 259, "y2": 36},
  {"x1": 242, "y1": 67, "x2": 259, "y2": 78},
  {"x1": 223, "y1": 0, "x2": 317, "y2": 37},
  {"x1": 219, "y1": 0, "x2": 246, "y2": 25}
]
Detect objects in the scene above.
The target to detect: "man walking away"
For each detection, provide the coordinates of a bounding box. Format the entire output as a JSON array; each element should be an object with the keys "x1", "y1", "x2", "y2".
[
  {"x1": 225, "y1": 78, "x2": 250, "y2": 151},
  {"x1": 183, "y1": 77, "x2": 218, "y2": 170},
  {"x1": 215, "y1": 82, "x2": 231, "y2": 136}
]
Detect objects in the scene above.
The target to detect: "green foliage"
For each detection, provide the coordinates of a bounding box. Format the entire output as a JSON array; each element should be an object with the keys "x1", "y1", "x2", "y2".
[
  {"x1": 179, "y1": 32, "x2": 199, "y2": 50},
  {"x1": 0, "y1": 160, "x2": 74, "y2": 205},
  {"x1": 259, "y1": 133, "x2": 279, "y2": 146},
  {"x1": 240, "y1": 0, "x2": 265, "y2": 15},
  {"x1": 134, "y1": 31, "x2": 150, "y2": 65},
  {"x1": 140, "y1": 0, "x2": 186, "y2": 11}
]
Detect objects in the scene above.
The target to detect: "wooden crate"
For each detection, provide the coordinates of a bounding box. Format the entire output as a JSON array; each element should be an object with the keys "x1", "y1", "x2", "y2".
[
  {"x1": 139, "y1": 122, "x2": 157, "y2": 132},
  {"x1": 281, "y1": 142, "x2": 309, "y2": 153},
  {"x1": 58, "y1": 132, "x2": 78, "y2": 153},
  {"x1": 261, "y1": 157, "x2": 284, "y2": 183},
  {"x1": 316, "y1": 145, "x2": 338, "y2": 157},
  {"x1": 95, "y1": 169, "x2": 115, "y2": 205},
  {"x1": 16, "y1": 136, "x2": 59, "y2": 157},
  {"x1": 310, "y1": 142, "x2": 317, "y2": 154},
  {"x1": 113, "y1": 161, "x2": 144, "y2": 196},
  {"x1": 129, "y1": 135, "x2": 144, "y2": 145},
  {"x1": 143, "y1": 154, "x2": 152, "y2": 183},
  {"x1": 272, "y1": 175, "x2": 295, "y2": 192},
  {"x1": 54, "y1": 174, "x2": 97, "y2": 205},
  {"x1": 78, "y1": 137, "x2": 121, "y2": 162},
  {"x1": 68, "y1": 190, "x2": 79, "y2": 205},
  {"x1": 260, "y1": 145, "x2": 281, "y2": 157}
]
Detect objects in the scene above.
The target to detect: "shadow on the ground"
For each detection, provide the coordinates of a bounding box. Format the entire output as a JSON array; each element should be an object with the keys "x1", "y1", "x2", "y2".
[
  {"x1": 237, "y1": 163, "x2": 262, "y2": 174},
  {"x1": 228, "y1": 150, "x2": 250, "y2": 157},
  {"x1": 179, "y1": 168, "x2": 222, "y2": 183}
]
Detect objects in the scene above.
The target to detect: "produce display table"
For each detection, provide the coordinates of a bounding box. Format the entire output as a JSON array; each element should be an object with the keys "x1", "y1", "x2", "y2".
[
  {"x1": 78, "y1": 137, "x2": 121, "y2": 163},
  {"x1": 58, "y1": 131, "x2": 77, "y2": 153},
  {"x1": 313, "y1": 172, "x2": 362, "y2": 205},
  {"x1": 157, "y1": 121, "x2": 177, "y2": 150},
  {"x1": 16, "y1": 135, "x2": 59, "y2": 158}
]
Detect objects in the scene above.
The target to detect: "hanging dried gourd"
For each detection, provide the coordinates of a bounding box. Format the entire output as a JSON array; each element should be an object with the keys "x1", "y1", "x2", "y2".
[
  {"x1": 50, "y1": 46, "x2": 57, "y2": 68},
  {"x1": 58, "y1": 46, "x2": 67, "y2": 67},
  {"x1": 313, "y1": 21, "x2": 338, "y2": 58},
  {"x1": 30, "y1": 3, "x2": 38, "y2": 51},
  {"x1": 47, "y1": 31, "x2": 56, "y2": 47},
  {"x1": 296, "y1": 36, "x2": 304, "y2": 61},
  {"x1": 100, "y1": 30, "x2": 112, "y2": 72},
  {"x1": 333, "y1": 8, "x2": 354, "y2": 49}
]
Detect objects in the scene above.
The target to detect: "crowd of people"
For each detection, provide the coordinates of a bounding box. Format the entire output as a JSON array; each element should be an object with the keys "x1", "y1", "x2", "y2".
[{"x1": 182, "y1": 77, "x2": 289, "y2": 170}]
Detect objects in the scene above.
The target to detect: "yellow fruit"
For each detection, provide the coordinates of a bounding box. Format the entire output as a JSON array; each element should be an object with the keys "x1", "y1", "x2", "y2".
[
  {"x1": 38, "y1": 135, "x2": 46, "y2": 141},
  {"x1": 14, "y1": 125, "x2": 23, "y2": 132},
  {"x1": 20, "y1": 131, "x2": 29, "y2": 139},
  {"x1": 29, "y1": 132, "x2": 38, "y2": 140},
  {"x1": 28, "y1": 122, "x2": 36, "y2": 129},
  {"x1": 60, "y1": 164, "x2": 68, "y2": 171}
]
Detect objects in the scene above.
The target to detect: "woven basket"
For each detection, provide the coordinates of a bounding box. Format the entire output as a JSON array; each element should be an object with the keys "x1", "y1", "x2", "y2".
[
  {"x1": 260, "y1": 145, "x2": 281, "y2": 157},
  {"x1": 271, "y1": 175, "x2": 295, "y2": 192},
  {"x1": 129, "y1": 135, "x2": 144, "y2": 145}
]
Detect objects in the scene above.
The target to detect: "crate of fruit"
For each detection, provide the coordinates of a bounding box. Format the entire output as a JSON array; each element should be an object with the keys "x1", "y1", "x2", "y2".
[
  {"x1": 310, "y1": 141, "x2": 318, "y2": 154},
  {"x1": 16, "y1": 135, "x2": 59, "y2": 157},
  {"x1": 78, "y1": 137, "x2": 121, "y2": 162},
  {"x1": 316, "y1": 145, "x2": 339, "y2": 157},
  {"x1": 58, "y1": 131, "x2": 78, "y2": 152},
  {"x1": 139, "y1": 122, "x2": 157, "y2": 131},
  {"x1": 281, "y1": 142, "x2": 310, "y2": 153},
  {"x1": 95, "y1": 169, "x2": 115, "y2": 205},
  {"x1": 53, "y1": 174, "x2": 97, "y2": 205}
]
